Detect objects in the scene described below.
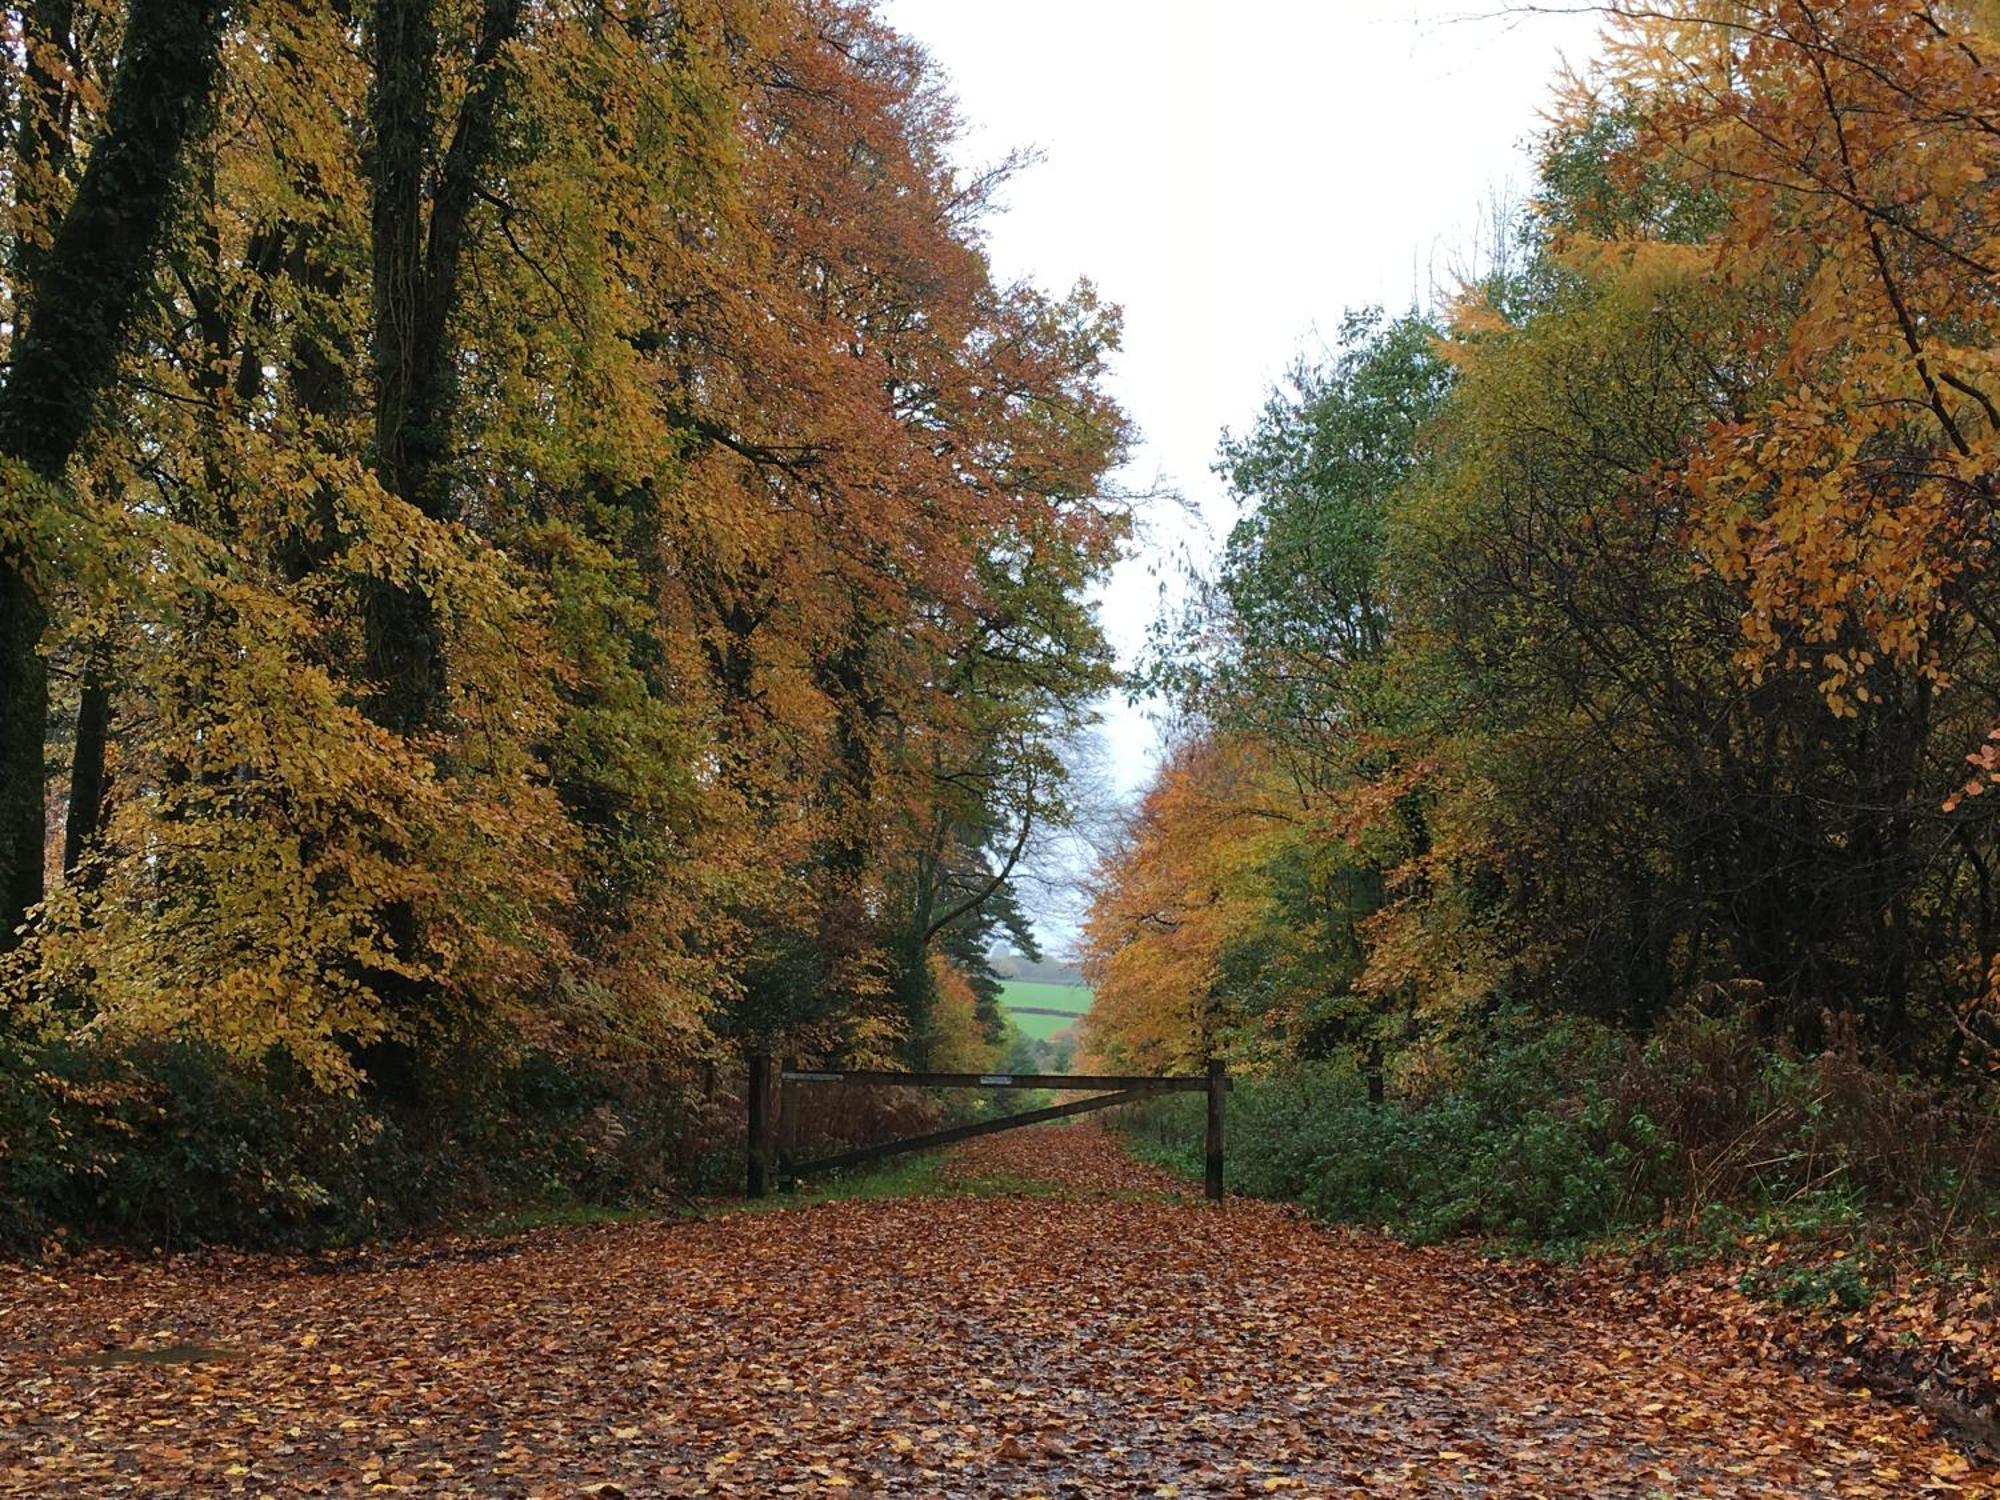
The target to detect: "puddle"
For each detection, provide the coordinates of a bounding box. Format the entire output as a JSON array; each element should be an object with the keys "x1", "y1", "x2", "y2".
[{"x1": 72, "y1": 1343, "x2": 249, "y2": 1367}]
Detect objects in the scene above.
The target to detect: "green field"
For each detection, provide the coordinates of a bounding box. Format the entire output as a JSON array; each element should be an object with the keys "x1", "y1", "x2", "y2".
[{"x1": 998, "y1": 979, "x2": 1092, "y2": 1041}]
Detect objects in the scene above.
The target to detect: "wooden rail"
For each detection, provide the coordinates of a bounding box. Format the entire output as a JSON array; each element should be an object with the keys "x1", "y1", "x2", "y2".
[
  {"x1": 785, "y1": 1089, "x2": 1147, "y2": 1178},
  {"x1": 776, "y1": 1068, "x2": 1225, "y2": 1093},
  {"x1": 746, "y1": 1056, "x2": 1230, "y2": 1204}
]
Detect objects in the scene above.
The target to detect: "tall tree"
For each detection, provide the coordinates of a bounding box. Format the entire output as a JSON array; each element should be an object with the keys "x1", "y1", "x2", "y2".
[
  {"x1": 0, "y1": 0, "x2": 228, "y2": 949},
  {"x1": 364, "y1": 0, "x2": 520, "y2": 734},
  {"x1": 1, "y1": 0, "x2": 1129, "y2": 1092}
]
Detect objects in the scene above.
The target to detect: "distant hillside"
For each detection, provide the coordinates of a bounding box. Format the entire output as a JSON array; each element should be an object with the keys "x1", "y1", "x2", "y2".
[{"x1": 989, "y1": 949, "x2": 1084, "y2": 987}]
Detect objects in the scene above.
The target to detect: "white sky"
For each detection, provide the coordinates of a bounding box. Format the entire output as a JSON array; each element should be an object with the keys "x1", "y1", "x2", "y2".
[{"x1": 876, "y1": 0, "x2": 1605, "y2": 941}]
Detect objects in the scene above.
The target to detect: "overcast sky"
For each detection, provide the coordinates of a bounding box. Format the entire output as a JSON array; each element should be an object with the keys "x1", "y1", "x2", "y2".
[{"x1": 876, "y1": 1, "x2": 1605, "y2": 941}]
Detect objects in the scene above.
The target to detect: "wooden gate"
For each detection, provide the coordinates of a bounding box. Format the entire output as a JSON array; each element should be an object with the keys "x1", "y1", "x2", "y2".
[{"x1": 744, "y1": 1059, "x2": 1229, "y2": 1204}]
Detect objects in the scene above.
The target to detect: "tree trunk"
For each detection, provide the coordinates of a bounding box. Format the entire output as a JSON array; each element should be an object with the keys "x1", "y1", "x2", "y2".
[
  {"x1": 364, "y1": 0, "x2": 519, "y2": 734},
  {"x1": 60, "y1": 643, "x2": 111, "y2": 879},
  {"x1": 0, "y1": 0, "x2": 229, "y2": 948},
  {"x1": 13, "y1": 0, "x2": 77, "y2": 299},
  {"x1": 0, "y1": 569, "x2": 48, "y2": 946},
  {"x1": 348, "y1": 0, "x2": 518, "y2": 1080}
]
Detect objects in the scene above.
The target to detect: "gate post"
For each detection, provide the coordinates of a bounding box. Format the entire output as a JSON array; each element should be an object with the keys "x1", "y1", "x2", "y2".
[
  {"x1": 747, "y1": 1050, "x2": 771, "y2": 1199},
  {"x1": 1205, "y1": 1057, "x2": 1226, "y2": 1204},
  {"x1": 777, "y1": 1058, "x2": 799, "y2": 1193}
]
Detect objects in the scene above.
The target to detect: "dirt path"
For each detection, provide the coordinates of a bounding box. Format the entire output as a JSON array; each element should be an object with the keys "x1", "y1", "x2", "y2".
[{"x1": 2, "y1": 1125, "x2": 1993, "y2": 1497}]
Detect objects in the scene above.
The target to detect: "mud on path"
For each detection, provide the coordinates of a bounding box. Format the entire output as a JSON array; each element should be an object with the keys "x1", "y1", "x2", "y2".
[{"x1": 2, "y1": 1123, "x2": 1994, "y2": 1496}]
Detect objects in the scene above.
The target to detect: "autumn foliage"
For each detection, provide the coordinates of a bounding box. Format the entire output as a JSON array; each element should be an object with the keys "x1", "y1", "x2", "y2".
[
  {"x1": 1085, "y1": 0, "x2": 2000, "y2": 1206},
  {"x1": 0, "y1": 0, "x2": 1124, "y2": 1236}
]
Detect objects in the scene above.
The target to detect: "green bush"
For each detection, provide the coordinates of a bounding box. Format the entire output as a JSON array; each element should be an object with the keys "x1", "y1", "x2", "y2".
[
  {"x1": 0, "y1": 1032, "x2": 702, "y2": 1253},
  {"x1": 1114, "y1": 1007, "x2": 1996, "y2": 1258},
  {"x1": 4, "y1": 1037, "x2": 388, "y2": 1249}
]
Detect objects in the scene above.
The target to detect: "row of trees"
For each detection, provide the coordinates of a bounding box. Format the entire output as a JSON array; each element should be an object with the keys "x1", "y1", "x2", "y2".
[
  {"x1": 1084, "y1": 0, "x2": 2000, "y2": 1088},
  {"x1": 0, "y1": 1, "x2": 1127, "y2": 1091}
]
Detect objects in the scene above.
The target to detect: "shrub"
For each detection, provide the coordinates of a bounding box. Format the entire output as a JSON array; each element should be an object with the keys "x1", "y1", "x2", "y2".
[
  {"x1": 0, "y1": 1036, "x2": 407, "y2": 1250},
  {"x1": 0, "y1": 1032, "x2": 711, "y2": 1253},
  {"x1": 1114, "y1": 1006, "x2": 1998, "y2": 1259}
]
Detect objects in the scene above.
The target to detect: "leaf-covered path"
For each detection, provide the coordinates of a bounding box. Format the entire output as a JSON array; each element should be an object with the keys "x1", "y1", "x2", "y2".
[{"x1": 3, "y1": 1125, "x2": 1994, "y2": 1497}]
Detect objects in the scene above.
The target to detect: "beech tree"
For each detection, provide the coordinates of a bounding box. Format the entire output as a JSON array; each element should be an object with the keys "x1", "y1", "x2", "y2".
[
  {"x1": 1, "y1": 0, "x2": 229, "y2": 951},
  {"x1": 0, "y1": 1, "x2": 1128, "y2": 1090}
]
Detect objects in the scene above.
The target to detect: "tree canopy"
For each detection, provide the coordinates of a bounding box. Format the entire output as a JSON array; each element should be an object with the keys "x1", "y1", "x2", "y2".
[
  {"x1": 1084, "y1": 0, "x2": 2000, "y2": 1088},
  {"x1": 0, "y1": 0, "x2": 1129, "y2": 1089}
]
